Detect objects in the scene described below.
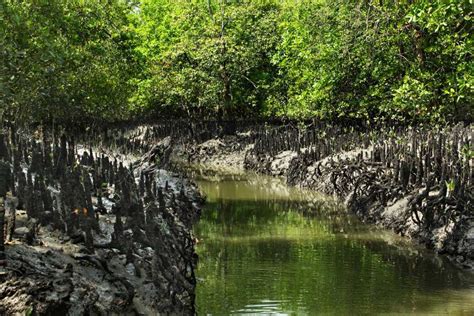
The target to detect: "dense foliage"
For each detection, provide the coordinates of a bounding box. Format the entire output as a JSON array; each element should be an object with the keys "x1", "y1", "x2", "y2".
[
  {"x1": 1, "y1": 0, "x2": 472, "y2": 123},
  {"x1": 0, "y1": 0, "x2": 136, "y2": 123},
  {"x1": 270, "y1": 0, "x2": 473, "y2": 122}
]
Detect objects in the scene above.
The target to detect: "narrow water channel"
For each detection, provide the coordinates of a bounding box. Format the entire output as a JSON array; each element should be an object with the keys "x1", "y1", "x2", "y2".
[{"x1": 192, "y1": 171, "x2": 474, "y2": 315}]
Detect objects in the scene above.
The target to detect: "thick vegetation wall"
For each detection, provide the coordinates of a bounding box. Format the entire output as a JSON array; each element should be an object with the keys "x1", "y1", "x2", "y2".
[{"x1": 1, "y1": 0, "x2": 472, "y2": 124}]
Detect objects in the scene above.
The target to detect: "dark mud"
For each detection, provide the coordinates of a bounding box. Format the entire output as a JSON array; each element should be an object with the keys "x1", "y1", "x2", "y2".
[{"x1": 0, "y1": 128, "x2": 202, "y2": 315}]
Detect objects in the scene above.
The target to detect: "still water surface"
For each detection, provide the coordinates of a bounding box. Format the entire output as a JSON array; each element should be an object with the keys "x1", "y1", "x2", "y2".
[{"x1": 192, "y1": 172, "x2": 474, "y2": 315}]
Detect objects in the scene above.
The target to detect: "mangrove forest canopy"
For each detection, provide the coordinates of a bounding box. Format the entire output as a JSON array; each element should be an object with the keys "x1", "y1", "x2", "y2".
[{"x1": 1, "y1": 0, "x2": 472, "y2": 124}]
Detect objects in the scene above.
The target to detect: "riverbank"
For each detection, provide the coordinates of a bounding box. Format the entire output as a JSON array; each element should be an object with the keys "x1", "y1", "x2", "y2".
[
  {"x1": 77, "y1": 121, "x2": 472, "y2": 269},
  {"x1": 0, "y1": 129, "x2": 202, "y2": 314},
  {"x1": 170, "y1": 124, "x2": 473, "y2": 269}
]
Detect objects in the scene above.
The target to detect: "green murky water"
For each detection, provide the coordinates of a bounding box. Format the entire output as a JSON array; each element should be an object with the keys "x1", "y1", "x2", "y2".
[{"x1": 193, "y1": 172, "x2": 474, "y2": 315}]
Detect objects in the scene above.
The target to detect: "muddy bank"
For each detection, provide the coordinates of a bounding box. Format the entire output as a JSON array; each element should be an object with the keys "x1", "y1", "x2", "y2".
[
  {"x1": 0, "y1": 129, "x2": 202, "y2": 315},
  {"x1": 41, "y1": 121, "x2": 472, "y2": 270},
  {"x1": 168, "y1": 123, "x2": 473, "y2": 269}
]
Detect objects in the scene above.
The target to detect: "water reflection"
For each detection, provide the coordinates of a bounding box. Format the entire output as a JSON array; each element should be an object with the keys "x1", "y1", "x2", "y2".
[{"x1": 194, "y1": 173, "x2": 474, "y2": 315}]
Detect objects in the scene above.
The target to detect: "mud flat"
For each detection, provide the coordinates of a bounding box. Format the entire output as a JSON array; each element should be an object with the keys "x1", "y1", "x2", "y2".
[{"x1": 0, "y1": 128, "x2": 202, "y2": 315}]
